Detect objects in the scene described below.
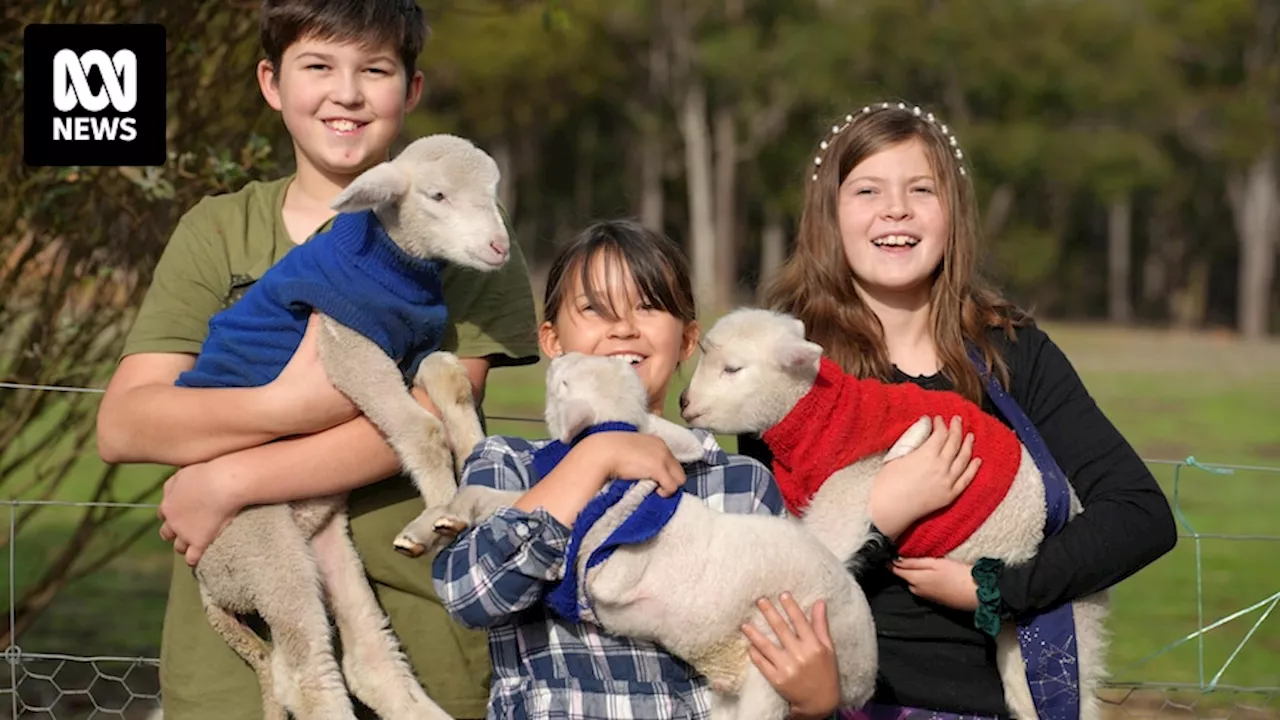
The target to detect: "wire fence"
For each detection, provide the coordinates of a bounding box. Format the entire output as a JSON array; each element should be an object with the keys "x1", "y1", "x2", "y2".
[{"x1": 1, "y1": 381, "x2": 1277, "y2": 719}]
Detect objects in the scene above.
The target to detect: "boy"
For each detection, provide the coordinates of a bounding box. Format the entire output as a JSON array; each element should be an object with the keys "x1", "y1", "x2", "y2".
[{"x1": 94, "y1": 1, "x2": 539, "y2": 718}]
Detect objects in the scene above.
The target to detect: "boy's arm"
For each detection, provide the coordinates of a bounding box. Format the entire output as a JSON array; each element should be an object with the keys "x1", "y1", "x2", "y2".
[
  {"x1": 95, "y1": 204, "x2": 345, "y2": 466},
  {"x1": 97, "y1": 326, "x2": 356, "y2": 467}
]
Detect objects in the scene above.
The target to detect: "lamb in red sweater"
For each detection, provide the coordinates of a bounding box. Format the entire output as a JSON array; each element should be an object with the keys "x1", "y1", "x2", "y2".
[
  {"x1": 760, "y1": 356, "x2": 1023, "y2": 558},
  {"x1": 678, "y1": 308, "x2": 1039, "y2": 562},
  {"x1": 680, "y1": 308, "x2": 1110, "y2": 720}
]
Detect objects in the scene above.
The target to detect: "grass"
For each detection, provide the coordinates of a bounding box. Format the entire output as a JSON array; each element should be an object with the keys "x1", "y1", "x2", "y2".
[{"x1": 4, "y1": 321, "x2": 1279, "y2": 702}]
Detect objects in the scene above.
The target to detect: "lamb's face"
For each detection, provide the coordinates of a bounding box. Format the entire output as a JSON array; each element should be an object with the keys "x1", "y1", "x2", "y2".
[
  {"x1": 330, "y1": 134, "x2": 510, "y2": 272},
  {"x1": 395, "y1": 135, "x2": 509, "y2": 270},
  {"x1": 679, "y1": 308, "x2": 823, "y2": 435},
  {"x1": 544, "y1": 353, "x2": 651, "y2": 442}
]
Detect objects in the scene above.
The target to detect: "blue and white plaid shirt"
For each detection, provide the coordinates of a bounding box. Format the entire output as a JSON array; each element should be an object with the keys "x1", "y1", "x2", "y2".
[{"x1": 432, "y1": 427, "x2": 786, "y2": 720}]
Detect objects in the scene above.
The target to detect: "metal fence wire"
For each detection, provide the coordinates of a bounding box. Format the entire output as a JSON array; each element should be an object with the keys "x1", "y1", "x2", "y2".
[{"x1": 1, "y1": 381, "x2": 1276, "y2": 719}]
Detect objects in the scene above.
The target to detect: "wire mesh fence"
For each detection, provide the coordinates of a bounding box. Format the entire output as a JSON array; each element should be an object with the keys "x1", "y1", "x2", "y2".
[{"x1": 1, "y1": 381, "x2": 1276, "y2": 719}]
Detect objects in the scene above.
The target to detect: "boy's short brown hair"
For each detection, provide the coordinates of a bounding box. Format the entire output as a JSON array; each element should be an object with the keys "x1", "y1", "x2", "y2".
[{"x1": 260, "y1": 0, "x2": 429, "y2": 78}]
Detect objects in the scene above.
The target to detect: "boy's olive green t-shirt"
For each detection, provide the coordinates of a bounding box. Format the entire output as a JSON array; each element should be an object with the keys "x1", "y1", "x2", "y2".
[{"x1": 127, "y1": 175, "x2": 539, "y2": 720}]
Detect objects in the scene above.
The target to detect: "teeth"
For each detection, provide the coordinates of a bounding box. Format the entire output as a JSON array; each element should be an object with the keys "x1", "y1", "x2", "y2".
[
  {"x1": 326, "y1": 119, "x2": 359, "y2": 132},
  {"x1": 612, "y1": 354, "x2": 644, "y2": 365},
  {"x1": 872, "y1": 234, "x2": 920, "y2": 247}
]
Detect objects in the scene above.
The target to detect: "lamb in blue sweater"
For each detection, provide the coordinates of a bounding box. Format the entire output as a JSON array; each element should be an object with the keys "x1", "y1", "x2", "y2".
[
  {"x1": 176, "y1": 208, "x2": 448, "y2": 390},
  {"x1": 180, "y1": 134, "x2": 514, "y2": 720}
]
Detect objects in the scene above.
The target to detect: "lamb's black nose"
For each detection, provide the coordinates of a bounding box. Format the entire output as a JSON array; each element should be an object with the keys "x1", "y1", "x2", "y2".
[{"x1": 678, "y1": 388, "x2": 689, "y2": 412}]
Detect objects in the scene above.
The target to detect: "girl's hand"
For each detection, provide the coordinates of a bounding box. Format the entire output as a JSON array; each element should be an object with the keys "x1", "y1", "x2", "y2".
[
  {"x1": 870, "y1": 415, "x2": 981, "y2": 538},
  {"x1": 516, "y1": 431, "x2": 688, "y2": 526},
  {"x1": 157, "y1": 457, "x2": 247, "y2": 567},
  {"x1": 742, "y1": 594, "x2": 841, "y2": 719},
  {"x1": 581, "y1": 431, "x2": 687, "y2": 496},
  {"x1": 892, "y1": 557, "x2": 979, "y2": 611}
]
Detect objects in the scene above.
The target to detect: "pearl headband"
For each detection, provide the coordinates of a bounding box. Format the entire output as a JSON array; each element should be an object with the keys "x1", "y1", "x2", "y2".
[{"x1": 811, "y1": 101, "x2": 967, "y2": 181}]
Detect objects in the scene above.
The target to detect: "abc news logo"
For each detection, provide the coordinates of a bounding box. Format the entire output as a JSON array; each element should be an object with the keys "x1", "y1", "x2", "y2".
[{"x1": 24, "y1": 24, "x2": 166, "y2": 167}]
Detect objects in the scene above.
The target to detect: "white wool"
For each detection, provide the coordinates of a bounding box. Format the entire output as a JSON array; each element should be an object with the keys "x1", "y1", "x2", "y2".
[{"x1": 682, "y1": 307, "x2": 1111, "y2": 720}]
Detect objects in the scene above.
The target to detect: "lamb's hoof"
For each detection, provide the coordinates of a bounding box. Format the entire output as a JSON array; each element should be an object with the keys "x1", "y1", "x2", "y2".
[
  {"x1": 393, "y1": 534, "x2": 426, "y2": 558},
  {"x1": 432, "y1": 517, "x2": 469, "y2": 537}
]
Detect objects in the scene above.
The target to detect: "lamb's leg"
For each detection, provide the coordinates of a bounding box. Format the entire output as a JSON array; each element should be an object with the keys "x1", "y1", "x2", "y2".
[
  {"x1": 996, "y1": 628, "x2": 1037, "y2": 719},
  {"x1": 728, "y1": 664, "x2": 791, "y2": 720},
  {"x1": 198, "y1": 588, "x2": 286, "y2": 720},
  {"x1": 643, "y1": 415, "x2": 706, "y2": 463},
  {"x1": 316, "y1": 317, "x2": 458, "y2": 550},
  {"x1": 311, "y1": 510, "x2": 453, "y2": 720},
  {"x1": 198, "y1": 507, "x2": 355, "y2": 720},
  {"x1": 708, "y1": 689, "x2": 742, "y2": 720},
  {"x1": 397, "y1": 484, "x2": 525, "y2": 557},
  {"x1": 414, "y1": 351, "x2": 485, "y2": 475},
  {"x1": 577, "y1": 481, "x2": 658, "y2": 606},
  {"x1": 883, "y1": 415, "x2": 933, "y2": 462}
]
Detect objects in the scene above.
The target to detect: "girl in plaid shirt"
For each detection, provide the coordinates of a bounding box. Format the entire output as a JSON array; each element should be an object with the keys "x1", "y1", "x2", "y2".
[{"x1": 432, "y1": 219, "x2": 845, "y2": 719}]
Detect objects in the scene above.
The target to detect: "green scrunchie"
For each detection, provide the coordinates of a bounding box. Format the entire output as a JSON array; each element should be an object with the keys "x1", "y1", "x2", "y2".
[{"x1": 972, "y1": 557, "x2": 1006, "y2": 637}]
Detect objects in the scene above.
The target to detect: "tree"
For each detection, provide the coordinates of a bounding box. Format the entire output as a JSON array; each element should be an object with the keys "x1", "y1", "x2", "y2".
[{"x1": 3, "y1": 0, "x2": 284, "y2": 647}]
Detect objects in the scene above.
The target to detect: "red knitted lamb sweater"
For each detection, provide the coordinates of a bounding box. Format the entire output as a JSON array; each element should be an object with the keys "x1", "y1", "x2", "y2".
[{"x1": 760, "y1": 357, "x2": 1023, "y2": 558}]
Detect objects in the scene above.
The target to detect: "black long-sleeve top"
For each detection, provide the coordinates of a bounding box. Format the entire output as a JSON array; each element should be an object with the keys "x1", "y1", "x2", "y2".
[{"x1": 737, "y1": 322, "x2": 1178, "y2": 716}]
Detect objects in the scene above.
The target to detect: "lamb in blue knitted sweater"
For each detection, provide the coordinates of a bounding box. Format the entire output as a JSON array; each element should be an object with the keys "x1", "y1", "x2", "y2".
[
  {"x1": 181, "y1": 134, "x2": 515, "y2": 720},
  {"x1": 176, "y1": 209, "x2": 448, "y2": 389}
]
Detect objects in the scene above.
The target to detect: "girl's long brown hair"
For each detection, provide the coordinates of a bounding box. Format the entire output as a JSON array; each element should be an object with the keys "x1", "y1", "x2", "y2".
[{"x1": 763, "y1": 103, "x2": 1030, "y2": 404}]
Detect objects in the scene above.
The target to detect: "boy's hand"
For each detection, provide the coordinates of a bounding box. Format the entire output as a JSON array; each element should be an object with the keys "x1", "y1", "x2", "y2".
[
  {"x1": 265, "y1": 313, "x2": 360, "y2": 436},
  {"x1": 870, "y1": 416, "x2": 980, "y2": 538},
  {"x1": 743, "y1": 594, "x2": 841, "y2": 719},
  {"x1": 158, "y1": 458, "x2": 246, "y2": 567}
]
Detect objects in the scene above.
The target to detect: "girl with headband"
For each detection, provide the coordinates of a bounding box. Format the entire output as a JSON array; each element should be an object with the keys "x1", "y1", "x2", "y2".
[{"x1": 740, "y1": 101, "x2": 1177, "y2": 720}]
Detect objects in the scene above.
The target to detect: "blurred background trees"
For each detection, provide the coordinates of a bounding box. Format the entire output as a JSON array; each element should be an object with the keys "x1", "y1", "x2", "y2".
[{"x1": 3, "y1": 0, "x2": 1279, "y2": 676}]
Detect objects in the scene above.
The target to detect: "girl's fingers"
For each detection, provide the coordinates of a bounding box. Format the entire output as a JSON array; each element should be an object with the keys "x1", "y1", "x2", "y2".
[
  {"x1": 955, "y1": 457, "x2": 982, "y2": 492},
  {"x1": 742, "y1": 622, "x2": 786, "y2": 667},
  {"x1": 950, "y1": 432, "x2": 975, "y2": 476},
  {"x1": 810, "y1": 599, "x2": 833, "y2": 649},
  {"x1": 891, "y1": 557, "x2": 939, "y2": 571},
  {"x1": 747, "y1": 644, "x2": 781, "y2": 685},
  {"x1": 940, "y1": 416, "x2": 963, "y2": 459},
  {"x1": 778, "y1": 594, "x2": 816, "y2": 644},
  {"x1": 755, "y1": 597, "x2": 799, "y2": 653},
  {"x1": 922, "y1": 416, "x2": 948, "y2": 453}
]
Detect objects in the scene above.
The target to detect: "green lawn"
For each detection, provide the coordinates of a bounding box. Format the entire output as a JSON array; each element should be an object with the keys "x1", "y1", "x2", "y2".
[{"x1": 4, "y1": 322, "x2": 1279, "y2": 709}]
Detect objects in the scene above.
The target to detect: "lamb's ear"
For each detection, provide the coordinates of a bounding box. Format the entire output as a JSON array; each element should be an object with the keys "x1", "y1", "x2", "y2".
[
  {"x1": 645, "y1": 416, "x2": 705, "y2": 463},
  {"x1": 553, "y1": 397, "x2": 595, "y2": 443},
  {"x1": 330, "y1": 162, "x2": 409, "y2": 212},
  {"x1": 775, "y1": 337, "x2": 823, "y2": 372}
]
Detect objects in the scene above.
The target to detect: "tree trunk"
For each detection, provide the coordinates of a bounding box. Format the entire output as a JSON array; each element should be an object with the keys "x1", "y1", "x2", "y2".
[
  {"x1": 679, "y1": 78, "x2": 717, "y2": 311},
  {"x1": 1227, "y1": 151, "x2": 1279, "y2": 339},
  {"x1": 639, "y1": 26, "x2": 668, "y2": 232},
  {"x1": 639, "y1": 117, "x2": 664, "y2": 232},
  {"x1": 1170, "y1": 256, "x2": 1209, "y2": 330},
  {"x1": 983, "y1": 184, "x2": 1015, "y2": 241},
  {"x1": 713, "y1": 106, "x2": 737, "y2": 311},
  {"x1": 574, "y1": 116, "x2": 598, "y2": 223},
  {"x1": 1107, "y1": 195, "x2": 1133, "y2": 324},
  {"x1": 492, "y1": 134, "x2": 516, "y2": 218},
  {"x1": 759, "y1": 204, "x2": 785, "y2": 300}
]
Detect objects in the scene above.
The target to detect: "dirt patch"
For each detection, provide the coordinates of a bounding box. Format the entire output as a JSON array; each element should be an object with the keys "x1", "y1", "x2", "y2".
[
  {"x1": 1249, "y1": 443, "x2": 1280, "y2": 461},
  {"x1": 1139, "y1": 441, "x2": 1195, "y2": 461}
]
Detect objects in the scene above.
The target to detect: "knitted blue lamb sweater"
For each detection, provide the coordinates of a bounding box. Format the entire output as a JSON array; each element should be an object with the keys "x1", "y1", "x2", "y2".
[{"x1": 176, "y1": 209, "x2": 448, "y2": 389}]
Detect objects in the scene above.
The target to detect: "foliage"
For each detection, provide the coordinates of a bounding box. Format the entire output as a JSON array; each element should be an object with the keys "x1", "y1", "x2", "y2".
[{"x1": 2, "y1": 0, "x2": 287, "y2": 645}]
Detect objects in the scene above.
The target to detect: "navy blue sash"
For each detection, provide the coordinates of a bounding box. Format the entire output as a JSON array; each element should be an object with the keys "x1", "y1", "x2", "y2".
[
  {"x1": 531, "y1": 422, "x2": 683, "y2": 622},
  {"x1": 968, "y1": 345, "x2": 1080, "y2": 720}
]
